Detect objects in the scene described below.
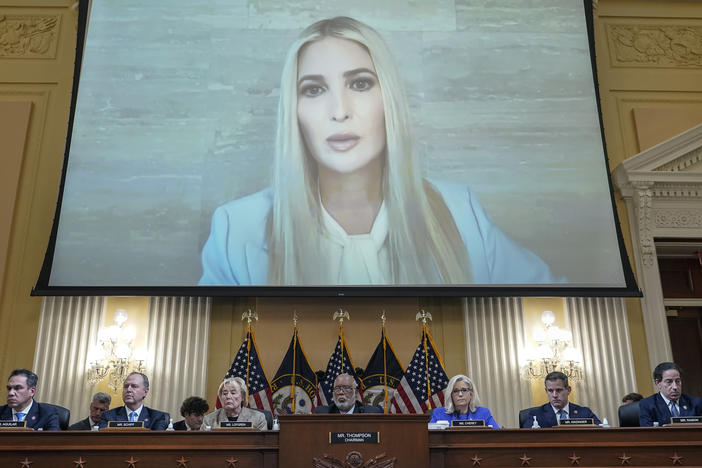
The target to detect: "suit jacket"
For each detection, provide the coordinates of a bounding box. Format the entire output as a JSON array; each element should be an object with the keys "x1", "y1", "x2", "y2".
[
  {"x1": 313, "y1": 401, "x2": 383, "y2": 414},
  {"x1": 521, "y1": 403, "x2": 601, "y2": 428},
  {"x1": 173, "y1": 420, "x2": 188, "y2": 431},
  {"x1": 68, "y1": 417, "x2": 94, "y2": 430},
  {"x1": 429, "y1": 406, "x2": 499, "y2": 428},
  {"x1": 201, "y1": 407, "x2": 267, "y2": 431},
  {"x1": 99, "y1": 406, "x2": 169, "y2": 430},
  {"x1": 638, "y1": 393, "x2": 702, "y2": 427},
  {"x1": 0, "y1": 401, "x2": 60, "y2": 431},
  {"x1": 199, "y1": 180, "x2": 558, "y2": 286}
]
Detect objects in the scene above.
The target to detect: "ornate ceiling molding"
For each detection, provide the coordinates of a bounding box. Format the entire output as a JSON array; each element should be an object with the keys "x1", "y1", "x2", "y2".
[
  {"x1": 0, "y1": 15, "x2": 60, "y2": 59},
  {"x1": 606, "y1": 23, "x2": 702, "y2": 68}
]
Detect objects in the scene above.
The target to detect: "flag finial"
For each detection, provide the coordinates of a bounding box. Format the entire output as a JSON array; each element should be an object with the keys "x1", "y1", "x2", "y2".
[
  {"x1": 241, "y1": 309, "x2": 258, "y2": 327},
  {"x1": 333, "y1": 308, "x2": 350, "y2": 328},
  {"x1": 381, "y1": 310, "x2": 386, "y2": 326},
  {"x1": 293, "y1": 310, "x2": 298, "y2": 327},
  {"x1": 415, "y1": 309, "x2": 432, "y2": 326}
]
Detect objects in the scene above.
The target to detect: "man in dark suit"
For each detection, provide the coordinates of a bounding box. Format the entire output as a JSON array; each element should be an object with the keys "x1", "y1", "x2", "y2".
[
  {"x1": 173, "y1": 396, "x2": 209, "y2": 431},
  {"x1": 68, "y1": 392, "x2": 111, "y2": 430},
  {"x1": 313, "y1": 374, "x2": 382, "y2": 414},
  {"x1": 639, "y1": 362, "x2": 702, "y2": 426},
  {"x1": 521, "y1": 371, "x2": 601, "y2": 428},
  {"x1": 1, "y1": 369, "x2": 59, "y2": 430},
  {"x1": 99, "y1": 372, "x2": 169, "y2": 430}
]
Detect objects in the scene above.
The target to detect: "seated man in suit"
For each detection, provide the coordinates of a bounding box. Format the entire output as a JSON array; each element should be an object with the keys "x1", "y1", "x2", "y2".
[
  {"x1": 174, "y1": 396, "x2": 209, "y2": 431},
  {"x1": 639, "y1": 362, "x2": 702, "y2": 426},
  {"x1": 1, "y1": 369, "x2": 59, "y2": 430},
  {"x1": 99, "y1": 372, "x2": 169, "y2": 430},
  {"x1": 68, "y1": 392, "x2": 111, "y2": 430},
  {"x1": 521, "y1": 371, "x2": 601, "y2": 428},
  {"x1": 314, "y1": 373, "x2": 382, "y2": 414}
]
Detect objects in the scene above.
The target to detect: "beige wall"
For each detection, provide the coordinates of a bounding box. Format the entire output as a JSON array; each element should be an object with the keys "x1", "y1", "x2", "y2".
[{"x1": 2, "y1": 0, "x2": 701, "y2": 399}]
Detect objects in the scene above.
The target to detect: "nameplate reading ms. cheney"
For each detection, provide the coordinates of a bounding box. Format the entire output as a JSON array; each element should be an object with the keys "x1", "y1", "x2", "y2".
[
  {"x1": 220, "y1": 421, "x2": 253, "y2": 429},
  {"x1": 0, "y1": 421, "x2": 27, "y2": 428},
  {"x1": 451, "y1": 420, "x2": 486, "y2": 427},
  {"x1": 558, "y1": 418, "x2": 594, "y2": 426},
  {"x1": 671, "y1": 416, "x2": 702, "y2": 424},
  {"x1": 107, "y1": 421, "x2": 145, "y2": 428},
  {"x1": 329, "y1": 432, "x2": 380, "y2": 444}
]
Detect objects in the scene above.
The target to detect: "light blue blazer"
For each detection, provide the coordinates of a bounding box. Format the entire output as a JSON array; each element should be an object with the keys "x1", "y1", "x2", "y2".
[{"x1": 199, "y1": 179, "x2": 557, "y2": 285}]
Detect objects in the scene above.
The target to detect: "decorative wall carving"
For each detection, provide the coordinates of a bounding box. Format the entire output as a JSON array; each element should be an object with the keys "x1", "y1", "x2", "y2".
[
  {"x1": 0, "y1": 15, "x2": 59, "y2": 58},
  {"x1": 655, "y1": 209, "x2": 702, "y2": 228},
  {"x1": 652, "y1": 184, "x2": 702, "y2": 198},
  {"x1": 634, "y1": 182, "x2": 655, "y2": 267},
  {"x1": 607, "y1": 24, "x2": 702, "y2": 67},
  {"x1": 655, "y1": 147, "x2": 702, "y2": 172}
]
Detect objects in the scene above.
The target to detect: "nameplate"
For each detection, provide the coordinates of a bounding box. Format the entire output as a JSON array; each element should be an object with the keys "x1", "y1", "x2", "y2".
[
  {"x1": 451, "y1": 419, "x2": 485, "y2": 427},
  {"x1": 0, "y1": 421, "x2": 27, "y2": 428},
  {"x1": 558, "y1": 418, "x2": 594, "y2": 426},
  {"x1": 671, "y1": 416, "x2": 702, "y2": 424},
  {"x1": 107, "y1": 421, "x2": 145, "y2": 429},
  {"x1": 329, "y1": 432, "x2": 380, "y2": 444},
  {"x1": 220, "y1": 421, "x2": 253, "y2": 429}
]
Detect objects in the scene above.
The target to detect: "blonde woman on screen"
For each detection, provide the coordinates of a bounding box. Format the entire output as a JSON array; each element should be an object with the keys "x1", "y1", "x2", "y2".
[{"x1": 200, "y1": 17, "x2": 556, "y2": 286}]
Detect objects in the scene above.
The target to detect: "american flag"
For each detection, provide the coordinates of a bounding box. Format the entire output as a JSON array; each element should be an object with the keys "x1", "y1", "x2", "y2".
[
  {"x1": 220, "y1": 330, "x2": 273, "y2": 412},
  {"x1": 390, "y1": 329, "x2": 448, "y2": 414},
  {"x1": 316, "y1": 334, "x2": 361, "y2": 407}
]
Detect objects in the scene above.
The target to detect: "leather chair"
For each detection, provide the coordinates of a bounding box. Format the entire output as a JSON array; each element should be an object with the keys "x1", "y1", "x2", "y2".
[
  {"x1": 252, "y1": 408, "x2": 273, "y2": 430},
  {"x1": 44, "y1": 403, "x2": 70, "y2": 430},
  {"x1": 618, "y1": 401, "x2": 640, "y2": 427},
  {"x1": 519, "y1": 407, "x2": 538, "y2": 428}
]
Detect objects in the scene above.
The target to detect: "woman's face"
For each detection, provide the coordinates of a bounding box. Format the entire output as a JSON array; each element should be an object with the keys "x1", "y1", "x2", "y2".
[
  {"x1": 451, "y1": 380, "x2": 472, "y2": 412},
  {"x1": 220, "y1": 383, "x2": 242, "y2": 412},
  {"x1": 297, "y1": 36, "x2": 386, "y2": 176}
]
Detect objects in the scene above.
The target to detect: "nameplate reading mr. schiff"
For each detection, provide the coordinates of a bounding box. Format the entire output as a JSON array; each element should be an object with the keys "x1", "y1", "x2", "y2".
[
  {"x1": 558, "y1": 418, "x2": 594, "y2": 426},
  {"x1": 220, "y1": 421, "x2": 253, "y2": 429},
  {"x1": 451, "y1": 420, "x2": 486, "y2": 427},
  {"x1": 671, "y1": 416, "x2": 702, "y2": 424},
  {"x1": 0, "y1": 421, "x2": 27, "y2": 429},
  {"x1": 329, "y1": 432, "x2": 380, "y2": 444},
  {"x1": 107, "y1": 421, "x2": 145, "y2": 429}
]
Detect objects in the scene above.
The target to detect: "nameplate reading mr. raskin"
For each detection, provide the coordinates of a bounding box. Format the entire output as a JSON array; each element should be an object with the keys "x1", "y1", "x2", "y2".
[
  {"x1": 330, "y1": 432, "x2": 380, "y2": 444},
  {"x1": 0, "y1": 421, "x2": 27, "y2": 429},
  {"x1": 107, "y1": 421, "x2": 145, "y2": 429},
  {"x1": 672, "y1": 416, "x2": 702, "y2": 424},
  {"x1": 220, "y1": 421, "x2": 253, "y2": 429},
  {"x1": 558, "y1": 418, "x2": 594, "y2": 426},
  {"x1": 451, "y1": 420, "x2": 485, "y2": 427}
]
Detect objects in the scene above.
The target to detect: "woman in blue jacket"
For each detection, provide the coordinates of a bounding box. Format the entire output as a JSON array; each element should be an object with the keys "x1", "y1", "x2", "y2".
[{"x1": 430, "y1": 374, "x2": 499, "y2": 428}]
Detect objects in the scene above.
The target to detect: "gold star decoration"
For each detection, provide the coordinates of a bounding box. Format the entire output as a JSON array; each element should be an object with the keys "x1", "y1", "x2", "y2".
[
  {"x1": 670, "y1": 452, "x2": 684, "y2": 465},
  {"x1": 175, "y1": 456, "x2": 189, "y2": 467},
  {"x1": 471, "y1": 454, "x2": 483, "y2": 466},
  {"x1": 225, "y1": 457, "x2": 239, "y2": 468},
  {"x1": 519, "y1": 453, "x2": 533, "y2": 466},
  {"x1": 125, "y1": 456, "x2": 139, "y2": 468},
  {"x1": 19, "y1": 457, "x2": 33, "y2": 468},
  {"x1": 569, "y1": 452, "x2": 581, "y2": 465},
  {"x1": 74, "y1": 457, "x2": 87, "y2": 468},
  {"x1": 618, "y1": 453, "x2": 632, "y2": 465}
]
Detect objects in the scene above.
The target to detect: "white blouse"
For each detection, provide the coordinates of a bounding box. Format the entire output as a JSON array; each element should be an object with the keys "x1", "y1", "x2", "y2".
[{"x1": 320, "y1": 202, "x2": 390, "y2": 285}]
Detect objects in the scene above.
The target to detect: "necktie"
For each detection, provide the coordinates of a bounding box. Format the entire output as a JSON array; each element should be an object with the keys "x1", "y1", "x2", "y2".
[
  {"x1": 16, "y1": 412, "x2": 25, "y2": 422},
  {"x1": 558, "y1": 409, "x2": 567, "y2": 420},
  {"x1": 670, "y1": 402, "x2": 680, "y2": 417},
  {"x1": 129, "y1": 411, "x2": 137, "y2": 422}
]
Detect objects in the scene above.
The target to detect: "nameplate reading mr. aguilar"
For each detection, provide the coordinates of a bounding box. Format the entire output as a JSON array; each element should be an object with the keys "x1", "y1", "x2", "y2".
[
  {"x1": 0, "y1": 421, "x2": 27, "y2": 428},
  {"x1": 220, "y1": 421, "x2": 253, "y2": 429},
  {"x1": 330, "y1": 432, "x2": 380, "y2": 444},
  {"x1": 451, "y1": 420, "x2": 485, "y2": 427},
  {"x1": 671, "y1": 416, "x2": 702, "y2": 424},
  {"x1": 107, "y1": 421, "x2": 145, "y2": 429},
  {"x1": 558, "y1": 418, "x2": 594, "y2": 426}
]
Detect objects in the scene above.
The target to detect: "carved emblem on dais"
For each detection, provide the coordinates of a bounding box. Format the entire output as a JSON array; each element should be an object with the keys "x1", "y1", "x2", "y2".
[
  {"x1": 0, "y1": 15, "x2": 59, "y2": 58},
  {"x1": 607, "y1": 24, "x2": 702, "y2": 67},
  {"x1": 655, "y1": 209, "x2": 702, "y2": 228}
]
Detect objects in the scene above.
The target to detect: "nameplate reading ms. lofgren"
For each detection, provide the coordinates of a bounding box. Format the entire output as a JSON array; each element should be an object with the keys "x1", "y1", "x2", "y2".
[
  {"x1": 0, "y1": 421, "x2": 27, "y2": 428},
  {"x1": 220, "y1": 421, "x2": 253, "y2": 429},
  {"x1": 329, "y1": 432, "x2": 380, "y2": 444},
  {"x1": 671, "y1": 416, "x2": 702, "y2": 424},
  {"x1": 107, "y1": 421, "x2": 145, "y2": 428},
  {"x1": 558, "y1": 418, "x2": 594, "y2": 426},
  {"x1": 451, "y1": 419, "x2": 486, "y2": 427}
]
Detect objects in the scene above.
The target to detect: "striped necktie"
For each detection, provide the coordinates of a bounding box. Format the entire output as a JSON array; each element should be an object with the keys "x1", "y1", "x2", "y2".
[
  {"x1": 558, "y1": 409, "x2": 567, "y2": 420},
  {"x1": 670, "y1": 401, "x2": 680, "y2": 417}
]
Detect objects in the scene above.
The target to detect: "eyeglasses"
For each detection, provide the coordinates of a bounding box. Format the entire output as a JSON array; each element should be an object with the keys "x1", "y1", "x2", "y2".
[
  {"x1": 333, "y1": 385, "x2": 354, "y2": 393},
  {"x1": 452, "y1": 388, "x2": 472, "y2": 395}
]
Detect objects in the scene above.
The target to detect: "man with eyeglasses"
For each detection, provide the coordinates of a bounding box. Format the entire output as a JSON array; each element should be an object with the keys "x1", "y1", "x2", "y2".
[
  {"x1": 639, "y1": 362, "x2": 702, "y2": 426},
  {"x1": 314, "y1": 373, "x2": 382, "y2": 414}
]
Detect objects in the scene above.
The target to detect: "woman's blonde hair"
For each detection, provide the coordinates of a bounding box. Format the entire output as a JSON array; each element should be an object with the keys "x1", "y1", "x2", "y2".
[
  {"x1": 444, "y1": 374, "x2": 481, "y2": 414},
  {"x1": 218, "y1": 377, "x2": 248, "y2": 408},
  {"x1": 268, "y1": 16, "x2": 471, "y2": 285}
]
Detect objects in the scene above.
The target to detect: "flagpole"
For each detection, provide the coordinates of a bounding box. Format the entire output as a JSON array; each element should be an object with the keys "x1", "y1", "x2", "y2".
[
  {"x1": 291, "y1": 311, "x2": 298, "y2": 413},
  {"x1": 416, "y1": 309, "x2": 433, "y2": 410},
  {"x1": 242, "y1": 309, "x2": 258, "y2": 398},
  {"x1": 381, "y1": 311, "x2": 388, "y2": 414},
  {"x1": 333, "y1": 308, "x2": 350, "y2": 372}
]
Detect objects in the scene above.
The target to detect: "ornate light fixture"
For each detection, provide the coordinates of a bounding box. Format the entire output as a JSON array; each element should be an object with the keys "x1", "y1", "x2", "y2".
[
  {"x1": 86, "y1": 309, "x2": 146, "y2": 392},
  {"x1": 521, "y1": 311, "x2": 583, "y2": 383}
]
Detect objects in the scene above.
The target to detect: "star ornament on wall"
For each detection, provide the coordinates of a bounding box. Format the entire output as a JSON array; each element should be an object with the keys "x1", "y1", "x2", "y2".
[
  {"x1": 618, "y1": 453, "x2": 632, "y2": 465},
  {"x1": 175, "y1": 456, "x2": 189, "y2": 467},
  {"x1": 519, "y1": 453, "x2": 533, "y2": 466},
  {"x1": 225, "y1": 456, "x2": 239, "y2": 467},
  {"x1": 670, "y1": 452, "x2": 684, "y2": 465},
  {"x1": 569, "y1": 452, "x2": 581, "y2": 465},
  {"x1": 470, "y1": 454, "x2": 483, "y2": 466},
  {"x1": 124, "y1": 456, "x2": 139, "y2": 468},
  {"x1": 19, "y1": 457, "x2": 33, "y2": 468},
  {"x1": 73, "y1": 457, "x2": 87, "y2": 468}
]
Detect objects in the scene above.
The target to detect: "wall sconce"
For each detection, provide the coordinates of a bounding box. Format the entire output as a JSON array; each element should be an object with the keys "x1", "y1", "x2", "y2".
[
  {"x1": 86, "y1": 309, "x2": 146, "y2": 392},
  {"x1": 521, "y1": 311, "x2": 584, "y2": 383}
]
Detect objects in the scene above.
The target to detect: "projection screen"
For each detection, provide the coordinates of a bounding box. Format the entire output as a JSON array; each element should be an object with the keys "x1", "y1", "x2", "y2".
[{"x1": 33, "y1": 0, "x2": 639, "y2": 297}]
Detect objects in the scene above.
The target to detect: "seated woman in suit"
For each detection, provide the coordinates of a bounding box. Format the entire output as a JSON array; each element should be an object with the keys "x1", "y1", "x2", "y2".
[
  {"x1": 429, "y1": 374, "x2": 499, "y2": 427},
  {"x1": 201, "y1": 377, "x2": 267, "y2": 431}
]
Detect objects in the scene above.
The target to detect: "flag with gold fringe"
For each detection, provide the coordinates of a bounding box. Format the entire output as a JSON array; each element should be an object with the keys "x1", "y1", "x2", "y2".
[
  {"x1": 270, "y1": 324, "x2": 317, "y2": 415},
  {"x1": 361, "y1": 325, "x2": 404, "y2": 413}
]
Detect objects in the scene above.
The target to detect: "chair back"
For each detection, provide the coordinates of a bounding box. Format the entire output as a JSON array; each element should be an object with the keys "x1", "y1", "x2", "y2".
[
  {"x1": 44, "y1": 403, "x2": 71, "y2": 430},
  {"x1": 519, "y1": 407, "x2": 537, "y2": 428},
  {"x1": 618, "y1": 401, "x2": 640, "y2": 427},
  {"x1": 252, "y1": 408, "x2": 273, "y2": 430}
]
